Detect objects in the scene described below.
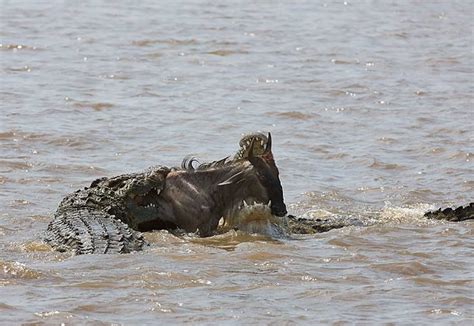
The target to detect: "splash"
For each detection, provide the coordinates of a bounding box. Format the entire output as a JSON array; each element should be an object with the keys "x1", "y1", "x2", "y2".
[
  {"x1": 1, "y1": 261, "x2": 43, "y2": 281},
  {"x1": 378, "y1": 203, "x2": 436, "y2": 225}
]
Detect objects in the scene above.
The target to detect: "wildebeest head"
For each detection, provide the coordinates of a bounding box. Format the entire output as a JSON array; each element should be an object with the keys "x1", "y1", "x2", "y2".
[{"x1": 244, "y1": 133, "x2": 287, "y2": 217}]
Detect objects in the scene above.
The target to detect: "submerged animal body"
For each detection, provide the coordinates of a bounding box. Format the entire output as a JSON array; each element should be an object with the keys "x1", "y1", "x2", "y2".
[{"x1": 45, "y1": 133, "x2": 286, "y2": 254}]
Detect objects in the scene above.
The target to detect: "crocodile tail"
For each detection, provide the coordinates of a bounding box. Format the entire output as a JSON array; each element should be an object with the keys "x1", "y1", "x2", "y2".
[
  {"x1": 45, "y1": 208, "x2": 145, "y2": 254},
  {"x1": 424, "y1": 203, "x2": 474, "y2": 222}
]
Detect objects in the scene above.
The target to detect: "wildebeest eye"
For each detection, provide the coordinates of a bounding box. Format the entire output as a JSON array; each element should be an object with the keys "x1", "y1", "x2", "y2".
[{"x1": 257, "y1": 172, "x2": 272, "y2": 184}]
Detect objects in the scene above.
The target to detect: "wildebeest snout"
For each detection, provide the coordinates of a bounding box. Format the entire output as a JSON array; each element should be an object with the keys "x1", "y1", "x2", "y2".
[{"x1": 272, "y1": 203, "x2": 287, "y2": 217}]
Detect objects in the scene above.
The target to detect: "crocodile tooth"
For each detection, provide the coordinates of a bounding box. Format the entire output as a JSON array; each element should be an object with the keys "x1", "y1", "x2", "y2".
[
  {"x1": 267, "y1": 200, "x2": 271, "y2": 207},
  {"x1": 243, "y1": 200, "x2": 249, "y2": 207},
  {"x1": 156, "y1": 189, "x2": 161, "y2": 196},
  {"x1": 260, "y1": 140, "x2": 264, "y2": 146}
]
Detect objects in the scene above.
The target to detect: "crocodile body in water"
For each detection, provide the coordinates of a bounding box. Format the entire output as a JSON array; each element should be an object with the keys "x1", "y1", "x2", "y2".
[{"x1": 45, "y1": 132, "x2": 473, "y2": 254}]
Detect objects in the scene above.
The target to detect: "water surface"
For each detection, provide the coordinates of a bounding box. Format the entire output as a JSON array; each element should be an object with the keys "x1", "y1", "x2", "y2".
[{"x1": 1, "y1": 1, "x2": 473, "y2": 324}]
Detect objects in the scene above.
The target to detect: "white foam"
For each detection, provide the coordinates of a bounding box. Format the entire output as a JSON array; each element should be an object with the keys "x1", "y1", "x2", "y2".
[{"x1": 378, "y1": 202, "x2": 437, "y2": 225}]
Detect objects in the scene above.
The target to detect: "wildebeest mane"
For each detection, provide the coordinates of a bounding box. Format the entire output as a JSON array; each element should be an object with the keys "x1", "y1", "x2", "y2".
[{"x1": 181, "y1": 155, "x2": 237, "y2": 172}]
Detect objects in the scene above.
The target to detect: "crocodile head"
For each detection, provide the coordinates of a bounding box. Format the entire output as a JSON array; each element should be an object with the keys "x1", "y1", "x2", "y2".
[
  {"x1": 122, "y1": 167, "x2": 174, "y2": 226},
  {"x1": 88, "y1": 166, "x2": 172, "y2": 228},
  {"x1": 234, "y1": 132, "x2": 269, "y2": 160}
]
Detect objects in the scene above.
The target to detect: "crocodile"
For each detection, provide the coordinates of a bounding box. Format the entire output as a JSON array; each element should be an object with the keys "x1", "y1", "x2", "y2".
[{"x1": 45, "y1": 132, "x2": 473, "y2": 254}]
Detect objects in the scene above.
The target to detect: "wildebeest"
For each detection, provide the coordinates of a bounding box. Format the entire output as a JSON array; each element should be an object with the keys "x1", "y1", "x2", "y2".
[{"x1": 151, "y1": 134, "x2": 287, "y2": 236}]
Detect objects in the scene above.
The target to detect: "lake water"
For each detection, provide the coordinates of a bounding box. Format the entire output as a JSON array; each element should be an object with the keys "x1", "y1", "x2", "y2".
[{"x1": 1, "y1": 1, "x2": 473, "y2": 324}]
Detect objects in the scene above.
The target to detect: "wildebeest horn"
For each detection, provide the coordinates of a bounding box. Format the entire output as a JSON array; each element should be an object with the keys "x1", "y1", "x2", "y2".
[
  {"x1": 218, "y1": 170, "x2": 246, "y2": 186},
  {"x1": 265, "y1": 132, "x2": 272, "y2": 153}
]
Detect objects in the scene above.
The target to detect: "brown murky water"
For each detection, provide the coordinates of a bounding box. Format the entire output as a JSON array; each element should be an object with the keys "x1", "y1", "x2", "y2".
[{"x1": 1, "y1": 1, "x2": 473, "y2": 324}]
